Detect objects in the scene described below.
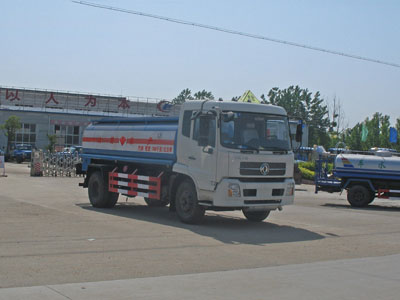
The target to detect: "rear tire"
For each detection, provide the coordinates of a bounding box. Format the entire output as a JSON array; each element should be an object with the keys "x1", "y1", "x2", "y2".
[
  {"x1": 88, "y1": 171, "x2": 119, "y2": 208},
  {"x1": 347, "y1": 185, "x2": 372, "y2": 207},
  {"x1": 16, "y1": 156, "x2": 23, "y2": 163},
  {"x1": 242, "y1": 210, "x2": 270, "y2": 222},
  {"x1": 175, "y1": 180, "x2": 205, "y2": 224}
]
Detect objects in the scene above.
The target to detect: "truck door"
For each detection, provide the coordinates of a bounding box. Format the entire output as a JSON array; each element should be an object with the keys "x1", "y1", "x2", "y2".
[{"x1": 187, "y1": 115, "x2": 217, "y2": 191}]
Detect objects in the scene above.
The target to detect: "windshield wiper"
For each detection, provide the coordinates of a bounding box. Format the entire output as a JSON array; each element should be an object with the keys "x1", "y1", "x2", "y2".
[{"x1": 240, "y1": 144, "x2": 260, "y2": 153}]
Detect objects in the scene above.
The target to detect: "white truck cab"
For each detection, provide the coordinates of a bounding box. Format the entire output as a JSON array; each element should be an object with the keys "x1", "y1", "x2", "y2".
[{"x1": 173, "y1": 101, "x2": 295, "y2": 221}]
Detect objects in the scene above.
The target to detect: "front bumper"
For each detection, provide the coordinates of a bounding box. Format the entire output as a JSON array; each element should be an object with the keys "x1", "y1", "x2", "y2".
[{"x1": 212, "y1": 178, "x2": 295, "y2": 210}]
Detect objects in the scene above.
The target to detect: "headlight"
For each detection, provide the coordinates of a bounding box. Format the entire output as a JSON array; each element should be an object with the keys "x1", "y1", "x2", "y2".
[
  {"x1": 286, "y1": 182, "x2": 295, "y2": 196},
  {"x1": 228, "y1": 183, "x2": 241, "y2": 197}
]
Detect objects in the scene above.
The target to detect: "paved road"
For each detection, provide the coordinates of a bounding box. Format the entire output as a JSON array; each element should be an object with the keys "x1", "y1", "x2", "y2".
[
  {"x1": 1, "y1": 254, "x2": 400, "y2": 300},
  {"x1": 1, "y1": 163, "x2": 399, "y2": 297}
]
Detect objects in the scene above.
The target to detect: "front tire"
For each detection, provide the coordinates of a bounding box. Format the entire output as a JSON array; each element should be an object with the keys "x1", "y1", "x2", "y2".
[
  {"x1": 347, "y1": 185, "x2": 373, "y2": 207},
  {"x1": 175, "y1": 180, "x2": 205, "y2": 224},
  {"x1": 88, "y1": 171, "x2": 119, "y2": 208},
  {"x1": 242, "y1": 210, "x2": 270, "y2": 222}
]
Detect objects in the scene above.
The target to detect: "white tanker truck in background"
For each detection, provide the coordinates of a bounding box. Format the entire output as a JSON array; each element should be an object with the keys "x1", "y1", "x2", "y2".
[
  {"x1": 78, "y1": 101, "x2": 302, "y2": 224},
  {"x1": 315, "y1": 148, "x2": 400, "y2": 207}
]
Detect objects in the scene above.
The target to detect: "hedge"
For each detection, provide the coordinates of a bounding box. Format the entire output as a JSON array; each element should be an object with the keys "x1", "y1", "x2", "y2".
[
  {"x1": 298, "y1": 166, "x2": 315, "y2": 181},
  {"x1": 298, "y1": 160, "x2": 334, "y2": 181},
  {"x1": 298, "y1": 161, "x2": 315, "y2": 171}
]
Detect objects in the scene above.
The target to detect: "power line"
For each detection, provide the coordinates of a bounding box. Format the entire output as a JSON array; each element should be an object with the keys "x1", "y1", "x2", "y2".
[{"x1": 72, "y1": 0, "x2": 400, "y2": 69}]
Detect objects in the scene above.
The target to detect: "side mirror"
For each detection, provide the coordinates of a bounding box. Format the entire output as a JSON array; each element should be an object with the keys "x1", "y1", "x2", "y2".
[{"x1": 295, "y1": 124, "x2": 303, "y2": 143}]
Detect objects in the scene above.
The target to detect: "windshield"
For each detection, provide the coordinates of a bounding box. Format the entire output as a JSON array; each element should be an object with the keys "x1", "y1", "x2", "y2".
[{"x1": 220, "y1": 112, "x2": 291, "y2": 151}]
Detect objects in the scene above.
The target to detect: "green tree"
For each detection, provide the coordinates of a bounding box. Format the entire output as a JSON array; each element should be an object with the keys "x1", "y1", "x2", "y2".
[
  {"x1": 0, "y1": 115, "x2": 22, "y2": 154},
  {"x1": 343, "y1": 113, "x2": 394, "y2": 151},
  {"x1": 46, "y1": 134, "x2": 57, "y2": 153},
  {"x1": 365, "y1": 113, "x2": 380, "y2": 149},
  {"x1": 172, "y1": 88, "x2": 193, "y2": 104},
  {"x1": 379, "y1": 114, "x2": 391, "y2": 149},
  {"x1": 172, "y1": 89, "x2": 215, "y2": 104},
  {"x1": 395, "y1": 118, "x2": 400, "y2": 151},
  {"x1": 194, "y1": 90, "x2": 214, "y2": 100},
  {"x1": 262, "y1": 86, "x2": 331, "y2": 147},
  {"x1": 344, "y1": 123, "x2": 362, "y2": 150}
]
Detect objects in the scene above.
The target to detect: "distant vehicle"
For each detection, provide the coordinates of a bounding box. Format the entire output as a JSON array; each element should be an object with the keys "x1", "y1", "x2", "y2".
[
  {"x1": 12, "y1": 144, "x2": 33, "y2": 163},
  {"x1": 315, "y1": 150, "x2": 400, "y2": 207},
  {"x1": 56, "y1": 146, "x2": 82, "y2": 165},
  {"x1": 58, "y1": 146, "x2": 82, "y2": 155}
]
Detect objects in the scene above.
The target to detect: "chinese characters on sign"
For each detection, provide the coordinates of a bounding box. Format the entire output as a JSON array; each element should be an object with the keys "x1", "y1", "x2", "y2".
[
  {"x1": 84, "y1": 95, "x2": 97, "y2": 107},
  {"x1": 0, "y1": 88, "x2": 139, "y2": 113},
  {"x1": 118, "y1": 98, "x2": 130, "y2": 109},
  {"x1": 358, "y1": 160, "x2": 364, "y2": 168},
  {"x1": 45, "y1": 92, "x2": 59, "y2": 105},
  {"x1": 6, "y1": 89, "x2": 21, "y2": 101}
]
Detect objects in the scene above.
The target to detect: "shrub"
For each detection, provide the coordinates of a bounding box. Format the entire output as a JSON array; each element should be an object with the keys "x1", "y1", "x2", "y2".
[
  {"x1": 299, "y1": 160, "x2": 334, "y2": 173},
  {"x1": 298, "y1": 161, "x2": 315, "y2": 171},
  {"x1": 298, "y1": 166, "x2": 315, "y2": 181}
]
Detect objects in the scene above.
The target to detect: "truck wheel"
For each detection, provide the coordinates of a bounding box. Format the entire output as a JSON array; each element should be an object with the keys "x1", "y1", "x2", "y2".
[
  {"x1": 88, "y1": 171, "x2": 119, "y2": 208},
  {"x1": 347, "y1": 185, "x2": 372, "y2": 207},
  {"x1": 16, "y1": 156, "x2": 23, "y2": 164},
  {"x1": 242, "y1": 210, "x2": 270, "y2": 222},
  {"x1": 175, "y1": 180, "x2": 205, "y2": 224}
]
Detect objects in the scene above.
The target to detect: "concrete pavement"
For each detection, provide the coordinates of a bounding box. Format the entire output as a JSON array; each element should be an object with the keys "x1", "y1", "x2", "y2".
[{"x1": 1, "y1": 254, "x2": 399, "y2": 300}]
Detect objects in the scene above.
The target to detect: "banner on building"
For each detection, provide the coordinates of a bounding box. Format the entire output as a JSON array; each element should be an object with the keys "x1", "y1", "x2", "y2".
[
  {"x1": 390, "y1": 127, "x2": 398, "y2": 143},
  {"x1": 361, "y1": 123, "x2": 369, "y2": 142}
]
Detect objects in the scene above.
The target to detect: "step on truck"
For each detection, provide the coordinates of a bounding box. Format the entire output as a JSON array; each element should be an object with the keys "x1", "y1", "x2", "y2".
[{"x1": 79, "y1": 100, "x2": 300, "y2": 224}]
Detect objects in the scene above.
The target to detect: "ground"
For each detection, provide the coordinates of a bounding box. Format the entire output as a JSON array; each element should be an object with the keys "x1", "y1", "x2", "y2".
[{"x1": 0, "y1": 163, "x2": 399, "y2": 298}]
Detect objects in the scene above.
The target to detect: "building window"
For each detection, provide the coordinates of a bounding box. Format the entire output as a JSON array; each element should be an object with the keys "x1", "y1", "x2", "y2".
[
  {"x1": 54, "y1": 125, "x2": 80, "y2": 147},
  {"x1": 14, "y1": 123, "x2": 36, "y2": 145}
]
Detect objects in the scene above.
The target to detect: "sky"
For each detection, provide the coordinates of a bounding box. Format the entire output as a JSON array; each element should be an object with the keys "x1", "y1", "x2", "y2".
[{"x1": 1, "y1": 0, "x2": 399, "y2": 127}]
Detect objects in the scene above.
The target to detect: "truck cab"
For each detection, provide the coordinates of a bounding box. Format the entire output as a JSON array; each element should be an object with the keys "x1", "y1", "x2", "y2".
[{"x1": 173, "y1": 101, "x2": 295, "y2": 221}]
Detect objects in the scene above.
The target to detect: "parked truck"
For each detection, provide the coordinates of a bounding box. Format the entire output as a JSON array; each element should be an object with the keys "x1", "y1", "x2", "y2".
[
  {"x1": 11, "y1": 144, "x2": 32, "y2": 163},
  {"x1": 79, "y1": 100, "x2": 300, "y2": 223},
  {"x1": 315, "y1": 150, "x2": 400, "y2": 207}
]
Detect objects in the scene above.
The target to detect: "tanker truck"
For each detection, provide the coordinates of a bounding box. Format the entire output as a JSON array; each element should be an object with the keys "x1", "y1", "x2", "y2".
[
  {"x1": 79, "y1": 100, "x2": 300, "y2": 223},
  {"x1": 315, "y1": 150, "x2": 400, "y2": 207}
]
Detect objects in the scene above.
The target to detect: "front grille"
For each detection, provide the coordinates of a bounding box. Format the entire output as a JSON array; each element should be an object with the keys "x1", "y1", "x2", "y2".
[
  {"x1": 240, "y1": 162, "x2": 286, "y2": 176},
  {"x1": 244, "y1": 200, "x2": 282, "y2": 205}
]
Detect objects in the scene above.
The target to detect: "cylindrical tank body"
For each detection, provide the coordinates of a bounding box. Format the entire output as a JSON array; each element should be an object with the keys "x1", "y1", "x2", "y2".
[
  {"x1": 82, "y1": 117, "x2": 178, "y2": 164},
  {"x1": 335, "y1": 153, "x2": 400, "y2": 179}
]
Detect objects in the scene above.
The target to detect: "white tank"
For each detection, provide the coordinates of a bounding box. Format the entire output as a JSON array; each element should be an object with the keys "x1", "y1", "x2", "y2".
[{"x1": 335, "y1": 153, "x2": 400, "y2": 173}]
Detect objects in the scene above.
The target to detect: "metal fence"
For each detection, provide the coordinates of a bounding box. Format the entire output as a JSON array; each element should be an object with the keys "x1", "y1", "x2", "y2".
[{"x1": 31, "y1": 150, "x2": 82, "y2": 177}]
